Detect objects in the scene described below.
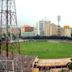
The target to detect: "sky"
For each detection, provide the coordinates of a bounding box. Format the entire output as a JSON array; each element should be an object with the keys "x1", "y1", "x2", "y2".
[{"x1": 16, "y1": 0, "x2": 72, "y2": 27}]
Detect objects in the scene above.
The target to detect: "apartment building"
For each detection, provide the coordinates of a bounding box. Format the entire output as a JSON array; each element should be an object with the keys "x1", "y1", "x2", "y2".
[
  {"x1": 37, "y1": 20, "x2": 51, "y2": 36},
  {"x1": 64, "y1": 26, "x2": 71, "y2": 37},
  {"x1": 37, "y1": 20, "x2": 62, "y2": 36},
  {"x1": 44, "y1": 21, "x2": 51, "y2": 36},
  {"x1": 21, "y1": 25, "x2": 34, "y2": 32},
  {"x1": 37, "y1": 20, "x2": 67, "y2": 36},
  {"x1": 21, "y1": 25, "x2": 35, "y2": 37}
]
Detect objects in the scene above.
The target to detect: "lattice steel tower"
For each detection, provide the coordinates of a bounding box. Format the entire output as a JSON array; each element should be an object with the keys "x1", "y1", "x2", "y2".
[{"x1": 0, "y1": 0, "x2": 20, "y2": 58}]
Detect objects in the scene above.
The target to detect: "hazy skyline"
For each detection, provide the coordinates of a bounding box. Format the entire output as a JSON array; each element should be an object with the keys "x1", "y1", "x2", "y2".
[{"x1": 16, "y1": 0, "x2": 72, "y2": 27}]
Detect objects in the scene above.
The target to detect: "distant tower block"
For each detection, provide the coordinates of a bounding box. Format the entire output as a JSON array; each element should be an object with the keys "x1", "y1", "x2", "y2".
[
  {"x1": 57, "y1": 15, "x2": 61, "y2": 36},
  {"x1": 64, "y1": 26, "x2": 71, "y2": 37},
  {"x1": 0, "y1": 0, "x2": 20, "y2": 58}
]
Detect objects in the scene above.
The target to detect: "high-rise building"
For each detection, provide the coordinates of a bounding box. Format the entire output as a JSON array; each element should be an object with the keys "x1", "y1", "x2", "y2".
[
  {"x1": 60, "y1": 27, "x2": 64, "y2": 36},
  {"x1": 64, "y1": 26, "x2": 71, "y2": 37},
  {"x1": 37, "y1": 20, "x2": 51, "y2": 36},
  {"x1": 36, "y1": 20, "x2": 72, "y2": 37},
  {"x1": 38, "y1": 20, "x2": 58, "y2": 36},
  {"x1": 44, "y1": 23, "x2": 63, "y2": 36},
  {"x1": 38, "y1": 20, "x2": 45, "y2": 36},
  {"x1": 44, "y1": 21, "x2": 51, "y2": 36},
  {"x1": 49, "y1": 23, "x2": 58, "y2": 36}
]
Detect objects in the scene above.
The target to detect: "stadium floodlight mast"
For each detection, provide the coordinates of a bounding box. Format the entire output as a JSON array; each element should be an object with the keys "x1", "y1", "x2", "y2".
[
  {"x1": 0, "y1": 0, "x2": 20, "y2": 58},
  {"x1": 57, "y1": 15, "x2": 61, "y2": 36}
]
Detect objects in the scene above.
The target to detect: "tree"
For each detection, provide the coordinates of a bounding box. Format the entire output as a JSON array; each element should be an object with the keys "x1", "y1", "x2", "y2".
[{"x1": 67, "y1": 62, "x2": 72, "y2": 70}]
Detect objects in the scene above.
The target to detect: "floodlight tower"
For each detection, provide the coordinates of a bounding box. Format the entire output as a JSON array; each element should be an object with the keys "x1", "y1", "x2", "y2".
[
  {"x1": 0, "y1": 0, "x2": 20, "y2": 58},
  {"x1": 57, "y1": 15, "x2": 61, "y2": 36}
]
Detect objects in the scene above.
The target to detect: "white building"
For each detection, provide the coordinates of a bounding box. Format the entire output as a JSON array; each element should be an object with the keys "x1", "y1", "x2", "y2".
[
  {"x1": 21, "y1": 31, "x2": 35, "y2": 37},
  {"x1": 36, "y1": 20, "x2": 51, "y2": 36},
  {"x1": 39, "y1": 20, "x2": 45, "y2": 36}
]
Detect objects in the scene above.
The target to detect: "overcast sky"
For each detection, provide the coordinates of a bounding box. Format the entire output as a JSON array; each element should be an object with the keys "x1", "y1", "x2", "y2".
[{"x1": 16, "y1": 0, "x2": 72, "y2": 27}]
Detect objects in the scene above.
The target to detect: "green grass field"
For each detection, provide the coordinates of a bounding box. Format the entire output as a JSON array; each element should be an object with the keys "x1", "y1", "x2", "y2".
[{"x1": 20, "y1": 40, "x2": 72, "y2": 58}]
